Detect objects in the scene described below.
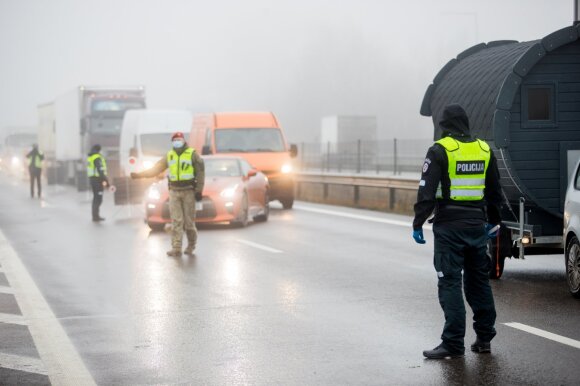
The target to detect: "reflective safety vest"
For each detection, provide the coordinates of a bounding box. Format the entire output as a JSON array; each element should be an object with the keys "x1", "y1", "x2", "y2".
[
  {"x1": 167, "y1": 148, "x2": 195, "y2": 182},
  {"x1": 436, "y1": 136, "x2": 490, "y2": 201},
  {"x1": 87, "y1": 153, "x2": 107, "y2": 178},
  {"x1": 29, "y1": 152, "x2": 43, "y2": 169}
]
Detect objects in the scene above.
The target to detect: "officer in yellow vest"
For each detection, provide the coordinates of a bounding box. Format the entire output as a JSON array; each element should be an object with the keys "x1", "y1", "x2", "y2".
[
  {"x1": 87, "y1": 144, "x2": 109, "y2": 222},
  {"x1": 26, "y1": 144, "x2": 44, "y2": 198},
  {"x1": 131, "y1": 132, "x2": 205, "y2": 257},
  {"x1": 412, "y1": 104, "x2": 503, "y2": 359}
]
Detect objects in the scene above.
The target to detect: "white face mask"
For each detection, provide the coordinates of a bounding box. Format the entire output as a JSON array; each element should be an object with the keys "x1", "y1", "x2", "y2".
[{"x1": 172, "y1": 140, "x2": 185, "y2": 149}]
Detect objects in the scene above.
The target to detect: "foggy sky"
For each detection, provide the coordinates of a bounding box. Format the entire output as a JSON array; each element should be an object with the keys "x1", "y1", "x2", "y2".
[{"x1": 0, "y1": 0, "x2": 572, "y2": 142}]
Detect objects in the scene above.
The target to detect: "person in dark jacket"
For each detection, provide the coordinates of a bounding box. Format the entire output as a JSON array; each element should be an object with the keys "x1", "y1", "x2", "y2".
[
  {"x1": 87, "y1": 144, "x2": 109, "y2": 222},
  {"x1": 26, "y1": 144, "x2": 44, "y2": 198},
  {"x1": 412, "y1": 104, "x2": 503, "y2": 359}
]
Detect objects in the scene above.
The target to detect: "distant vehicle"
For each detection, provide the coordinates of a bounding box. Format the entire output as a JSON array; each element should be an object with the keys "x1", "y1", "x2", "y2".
[
  {"x1": 189, "y1": 112, "x2": 297, "y2": 209},
  {"x1": 564, "y1": 159, "x2": 580, "y2": 298},
  {"x1": 38, "y1": 86, "x2": 146, "y2": 189},
  {"x1": 119, "y1": 109, "x2": 192, "y2": 176},
  {"x1": 144, "y1": 155, "x2": 270, "y2": 231},
  {"x1": 1, "y1": 131, "x2": 37, "y2": 176}
]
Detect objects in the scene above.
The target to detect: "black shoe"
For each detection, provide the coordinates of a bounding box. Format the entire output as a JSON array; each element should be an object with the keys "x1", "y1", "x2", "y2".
[
  {"x1": 470, "y1": 338, "x2": 491, "y2": 353},
  {"x1": 92, "y1": 217, "x2": 105, "y2": 222},
  {"x1": 423, "y1": 345, "x2": 464, "y2": 359}
]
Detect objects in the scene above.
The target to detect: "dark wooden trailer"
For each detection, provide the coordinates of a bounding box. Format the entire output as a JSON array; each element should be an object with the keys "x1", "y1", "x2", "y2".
[{"x1": 420, "y1": 24, "x2": 580, "y2": 277}]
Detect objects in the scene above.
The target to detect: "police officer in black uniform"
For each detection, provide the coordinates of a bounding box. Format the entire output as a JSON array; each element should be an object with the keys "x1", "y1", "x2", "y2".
[{"x1": 412, "y1": 104, "x2": 503, "y2": 359}]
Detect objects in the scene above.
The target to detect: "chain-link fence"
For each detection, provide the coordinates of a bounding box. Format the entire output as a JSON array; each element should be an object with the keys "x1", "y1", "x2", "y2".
[{"x1": 297, "y1": 138, "x2": 432, "y2": 175}]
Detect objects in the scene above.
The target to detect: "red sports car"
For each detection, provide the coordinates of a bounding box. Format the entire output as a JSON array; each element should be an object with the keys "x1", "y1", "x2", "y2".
[{"x1": 144, "y1": 155, "x2": 270, "y2": 230}]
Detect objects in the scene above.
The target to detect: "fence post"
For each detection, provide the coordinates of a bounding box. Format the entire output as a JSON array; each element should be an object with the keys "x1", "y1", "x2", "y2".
[
  {"x1": 393, "y1": 138, "x2": 398, "y2": 175},
  {"x1": 357, "y1": 139, "x2": 361, "y2": 174},
  {"x1": 300, "y1": 142, "x2": 305, "y2": 171},
  {"x1": 326, "y1": 141, "x2": 330, "y2": 172}
]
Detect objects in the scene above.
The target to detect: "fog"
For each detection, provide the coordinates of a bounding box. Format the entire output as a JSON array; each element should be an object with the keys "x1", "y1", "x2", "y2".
[{"x1": 0, "y1": 0, "x2": 572, "y2": 142}]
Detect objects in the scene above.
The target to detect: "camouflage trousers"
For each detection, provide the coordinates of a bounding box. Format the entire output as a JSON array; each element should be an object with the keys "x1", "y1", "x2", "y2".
[{"x1": 169, "y1": 189, "x2": 197, "y2": 250}]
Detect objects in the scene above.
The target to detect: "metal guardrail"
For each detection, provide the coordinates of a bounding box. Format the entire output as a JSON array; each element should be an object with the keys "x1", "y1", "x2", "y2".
[
  {"x1": 295, "y1": 172, "x2": 419, "y2": 190},
  {"x1": 294, "y1": 172, "x2": 420, "y2": 214}
]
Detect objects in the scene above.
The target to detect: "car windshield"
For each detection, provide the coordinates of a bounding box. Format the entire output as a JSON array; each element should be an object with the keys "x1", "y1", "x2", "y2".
[
  {"x1": 214, "y1": 128, "x2": 285, "y2": 153},
  {"x1": 91, "y1": 99, "x2": 145, "y2": 113},
  {"x1": 89, "y1": 117, "x2": 123, "y2": 134},
  {"x1": 204, "y1": 159, "x2": 241, "y2": 177},
  {"x1": 140, "y1": 134, "x2": 170, "y2": 157}
]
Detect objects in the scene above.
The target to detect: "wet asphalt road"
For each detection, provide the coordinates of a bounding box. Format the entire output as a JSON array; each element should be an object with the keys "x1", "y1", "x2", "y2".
[{"x1": 0, "y1": 173, "x2": 579, "y2": 385}]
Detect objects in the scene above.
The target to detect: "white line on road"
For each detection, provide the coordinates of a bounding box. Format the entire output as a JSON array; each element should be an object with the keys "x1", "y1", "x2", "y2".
[
  {"x1": 504, "y1": 322, "x2": 580, "y2": 349},
  {"x1": 0, "y1": 353, "x2": 48, "y2": 376},
  {"x1": 0, "y1": 285, "x2": 15, "y2": 294},
  {"x1": 294, "y1": 204, "x2": 432, "y2": 229},
  {"x1": 0, "y1": 312, "x2": 28, "y2": 326},
  {"x1": 0, "y1": 230, "x2": 96, "y2": 385},
  {"x1": 236, "y1": 239, "x2": 283, "y2": 253}
]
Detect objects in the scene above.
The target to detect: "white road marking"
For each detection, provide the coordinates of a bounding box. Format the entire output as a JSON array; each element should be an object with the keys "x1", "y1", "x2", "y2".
[
  {"x1": 294, "y1": 204, "x2": 432, "y2": 229},
  {"x1": 0, "y1": 312, "x2": 28, "y2": 326},
  {"x1": 0, "y1": 285, "x2": 15, "y2": 294},
  {"x1": 236, "y1": 239, "x2": 283, "y2": 254},
  {"x1": 0, "y1": 230, "x2": 96, "y2": 385},
  {"x1": 0, "y1": 353, "x2": 48, "y2": 376},
  {"x1": 504, "y1": 322, "x2": 580, "y2": 349}
]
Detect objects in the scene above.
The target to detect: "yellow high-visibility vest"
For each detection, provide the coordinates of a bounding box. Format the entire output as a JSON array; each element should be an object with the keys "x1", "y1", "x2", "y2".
[
  {"x1": 167, "y1": 148, "x2": 195, "y2": 182},
  {"x1": 436, "y1": 136, "x2": 490, "y2": 201},
  {"x1": 29, "y1": 152, "x2": 43, "y2": 169},
  {"x1": 87, "y1": 154, "x2": 107, "y2": 178}
]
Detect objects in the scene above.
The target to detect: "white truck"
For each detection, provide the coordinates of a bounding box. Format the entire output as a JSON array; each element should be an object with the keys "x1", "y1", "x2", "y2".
[
  {"x1": 37, "y1": 86, "x2": 146, "y2": 188},
  {"x1": 119, "y1": 109, "x2": 192, "y2": 176}
]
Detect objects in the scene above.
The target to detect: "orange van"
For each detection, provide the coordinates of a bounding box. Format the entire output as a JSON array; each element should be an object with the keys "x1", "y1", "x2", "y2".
[{"x1": 189, "y1": 112, "x2": 297, "y2": 209}]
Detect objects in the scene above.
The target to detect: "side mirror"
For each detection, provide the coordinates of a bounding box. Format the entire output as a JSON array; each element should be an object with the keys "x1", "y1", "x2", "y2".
[
  {"x1": 247, "y1": 169, "x2": 258, "y2": 178},
  {"x1": 129, "y1": 147, "x2": 138, "y2": 157},
  {"x1": 289, "y1": 144, "x2": 298, "y2": 158},
  {"x1": 202, "y1": 145, "x2": 212, "y2": 155},
  {"x1": 80, "y1": 118, "x2": 87, "y2": 135}
]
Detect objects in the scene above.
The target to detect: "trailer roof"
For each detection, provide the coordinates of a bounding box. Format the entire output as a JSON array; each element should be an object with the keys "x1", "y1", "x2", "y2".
[{"x1": 420, "y1": 25, "x2": 580, "y2": 144}]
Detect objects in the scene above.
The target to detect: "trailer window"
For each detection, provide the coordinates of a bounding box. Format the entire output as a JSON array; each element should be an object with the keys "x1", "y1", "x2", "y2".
[{"x1": 522, "y1": 84, "x2": 556, "y2": 128}]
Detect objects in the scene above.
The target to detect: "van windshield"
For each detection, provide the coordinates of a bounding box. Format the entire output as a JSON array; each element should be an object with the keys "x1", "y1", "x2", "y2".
[
  {"x1": 140, "y1": 134, "x2": 170, "y2": 157},
  {"x1": 214, "y1": 128, "x2": 285, "y2": 153}
]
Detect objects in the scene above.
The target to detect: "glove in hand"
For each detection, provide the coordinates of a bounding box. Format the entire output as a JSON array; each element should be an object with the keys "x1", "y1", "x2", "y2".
[
  {"x1": 412, "y1": 229, "x2": 426, "y2": 244},
  {"x1": 485, "y1": 223, "x2": 500, "y2": 239},
  {"x1": 130, "y1": 172, "x2": 139, "y2": 179},
  {"x1": 195, "y1": 192, "x2": 203, "y2": 202}
]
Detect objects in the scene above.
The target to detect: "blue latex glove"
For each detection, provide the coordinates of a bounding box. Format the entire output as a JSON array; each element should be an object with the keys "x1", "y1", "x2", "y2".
[
  {"x1": 485, "y1": 223, "x2": 500, "y2": 239},
  {"x1": 412, "y1": 229, "x2": 426, "y2": 244}
]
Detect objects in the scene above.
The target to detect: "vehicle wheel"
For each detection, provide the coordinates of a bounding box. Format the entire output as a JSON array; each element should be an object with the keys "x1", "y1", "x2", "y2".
[
  {"x1": 565, "y1": 236, "x2": 580, "y2": 298},
  {"x1": 254, "y1": 191, "x2": 270, "y2": 222},
  {"x1": 232, "y1": 193, "x2": 249, "y2": 228},
  {"x1": 148, "y1": 222, "x2": 165, "y2": 232},
  {"x1": 281, "y1": 197, "x2": 294, "y2": 210},
  {"x1": 488, "y1": 240, "x2": 505, "y2": 280}
]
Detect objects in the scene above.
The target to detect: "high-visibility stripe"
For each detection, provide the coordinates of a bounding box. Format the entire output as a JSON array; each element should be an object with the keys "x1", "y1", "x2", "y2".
[
  {"x1": 450, "y1": 178, "x2": 485, "y2": 186},
  {"x1": 450, "y1": 189, "x2": 484, "y2": 197}
]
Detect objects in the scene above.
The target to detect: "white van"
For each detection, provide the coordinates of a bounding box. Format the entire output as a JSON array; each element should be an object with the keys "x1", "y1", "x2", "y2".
[{"x1": 119, "y1": 110, "x2": 193, "y2": 176}]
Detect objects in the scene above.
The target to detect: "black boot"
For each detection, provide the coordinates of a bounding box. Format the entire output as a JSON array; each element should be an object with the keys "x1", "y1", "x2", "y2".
[
  {"x1": 423, "y1": 345, "x2": 464, "y2": 359},
  {"x1": 470, "y1": 338, "x2": 491, "y2": 353}
]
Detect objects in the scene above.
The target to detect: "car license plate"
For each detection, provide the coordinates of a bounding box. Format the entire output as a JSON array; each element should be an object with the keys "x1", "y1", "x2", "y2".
[{"x1": 195, "y1": 202, "x2": 203, "y2": 211}]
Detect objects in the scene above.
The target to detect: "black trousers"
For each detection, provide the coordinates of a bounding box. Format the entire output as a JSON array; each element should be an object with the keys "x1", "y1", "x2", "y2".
[
  {"x1": 90, "y1": 179, "x2": 104, "y2": 220},
  {"x1": 29, "y1": 168, "x2": 41, "y2": 197},
  {"x1": 433, "y1": 223, "x2": 497, "y2": 354}
]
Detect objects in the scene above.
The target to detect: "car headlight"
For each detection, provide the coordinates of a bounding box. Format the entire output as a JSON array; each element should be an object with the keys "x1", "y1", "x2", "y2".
[
  {"x1": 220, "y1": 184, "x2": 238, "y2": 198},
  {"x1": 143, "y1": 160, "x2": 154, "y2": 170},
  {"x1": 11, "y1": 156, "x2": 20, "y2": 166},
  {"x1": 148, "y1": 186, "x2": 161, "y2": 200},
  {"x1": 281, "y1": 163, "x2": 292, "y2": 174}
]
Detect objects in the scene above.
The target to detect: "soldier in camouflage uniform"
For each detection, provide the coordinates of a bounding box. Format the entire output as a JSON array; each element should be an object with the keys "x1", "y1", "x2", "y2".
[{"x1": 131, "y1": 132, "x2": 205, "y2": 257}]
